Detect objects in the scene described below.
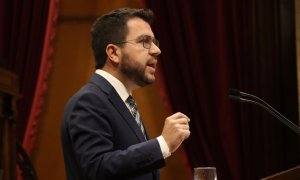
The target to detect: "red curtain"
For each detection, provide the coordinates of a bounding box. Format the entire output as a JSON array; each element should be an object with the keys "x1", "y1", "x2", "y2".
[
  {"x1": 0, "y1": 0, "x2": 50, "y2": 141},
  {"x1": 0, "y1": 0, "x2": 60, "y2": 156},
  {"x1": 22, "y1": 0, "x2": 60, "y2": 156},
  {"x1": 145, "y1": 0, "x2": 299, "y2": 179},
  {"x1": 0, "y1": 0, "x2": 59, "y2": 178}
]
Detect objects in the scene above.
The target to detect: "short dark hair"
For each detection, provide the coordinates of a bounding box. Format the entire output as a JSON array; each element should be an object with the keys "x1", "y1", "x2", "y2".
[{"x1": 91, "y1": 8, "x2": 154, "y2": 69}]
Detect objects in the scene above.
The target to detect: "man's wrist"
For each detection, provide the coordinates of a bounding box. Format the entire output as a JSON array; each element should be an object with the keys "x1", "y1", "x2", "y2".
[{"x1": 157, "y1": 135, "x2": 171, "y2": 159}]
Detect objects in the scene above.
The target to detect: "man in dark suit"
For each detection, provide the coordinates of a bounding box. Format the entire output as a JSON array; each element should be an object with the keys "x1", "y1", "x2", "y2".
[{"x1": 61, "y1": 8, "x2": 190, "y2": 180}]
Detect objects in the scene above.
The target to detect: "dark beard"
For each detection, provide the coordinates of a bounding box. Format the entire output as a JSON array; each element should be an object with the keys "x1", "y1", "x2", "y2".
[{"x1": 120, "y1": 53, "x2": 154, "y2": 87}]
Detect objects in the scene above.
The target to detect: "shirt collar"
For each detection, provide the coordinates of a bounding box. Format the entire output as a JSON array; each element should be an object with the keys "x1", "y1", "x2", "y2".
[{"x1": 95, "y1": 69, "x2": 130, "y2": 102}]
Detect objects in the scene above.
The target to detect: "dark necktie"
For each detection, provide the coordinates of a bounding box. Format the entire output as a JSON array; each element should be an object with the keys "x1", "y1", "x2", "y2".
[{"x1": 126, "y1": 96, "x2": 146, "y2": 139}]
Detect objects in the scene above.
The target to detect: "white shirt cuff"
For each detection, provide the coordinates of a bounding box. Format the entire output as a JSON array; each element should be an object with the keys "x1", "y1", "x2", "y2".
[{"x1": 157, "y1": 136, "x2": 171, "y2": 159}]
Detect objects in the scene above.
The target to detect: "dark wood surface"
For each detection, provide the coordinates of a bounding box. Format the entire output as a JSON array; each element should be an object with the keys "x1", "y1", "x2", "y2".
[
  {"x1": 0, "y1": 68, "x2": 20, "y2": 180},
  {"x1": 261, "y1": 166, "x2": 300, "y2": 180}
]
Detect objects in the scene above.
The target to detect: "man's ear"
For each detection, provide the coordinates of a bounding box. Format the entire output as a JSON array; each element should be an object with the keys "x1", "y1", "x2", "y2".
[{"x1": 106, "y1": 44, "x2": 121, "y2": 64}]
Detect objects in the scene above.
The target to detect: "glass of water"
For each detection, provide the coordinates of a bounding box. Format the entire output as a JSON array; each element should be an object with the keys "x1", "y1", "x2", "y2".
[{"x1": 194, "y1": 167, "x2": 217, "y2": 180}]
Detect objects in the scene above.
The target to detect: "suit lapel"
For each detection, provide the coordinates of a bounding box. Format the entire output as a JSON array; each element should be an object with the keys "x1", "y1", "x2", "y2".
[{"x1": 90, "y1": 74, "x2": 146, "y2": 142}]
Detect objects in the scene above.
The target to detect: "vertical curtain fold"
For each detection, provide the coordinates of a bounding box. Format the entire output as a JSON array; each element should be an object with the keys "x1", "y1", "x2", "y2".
[{"x1": 22, "y1": 0, "x2": 60, "y2": 156}]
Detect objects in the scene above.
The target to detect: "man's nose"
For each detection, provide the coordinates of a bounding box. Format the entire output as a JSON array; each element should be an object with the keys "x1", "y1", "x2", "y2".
[{"x1": 149, "y1": 42, "x2": 161, "y2": 56}]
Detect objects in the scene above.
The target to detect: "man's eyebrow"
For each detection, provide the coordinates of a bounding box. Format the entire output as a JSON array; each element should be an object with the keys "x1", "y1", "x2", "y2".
[{"x1": 136, "y1": 35, "x2": 153, "y2": 40}]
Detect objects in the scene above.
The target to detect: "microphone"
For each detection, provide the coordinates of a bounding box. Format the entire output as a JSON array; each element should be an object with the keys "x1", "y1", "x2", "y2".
[{"x1": 228, "y1": 88, "x2": 300, "y2": 135}]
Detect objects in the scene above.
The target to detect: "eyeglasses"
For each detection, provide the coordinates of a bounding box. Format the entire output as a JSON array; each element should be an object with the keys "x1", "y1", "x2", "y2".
[{"x1": 113, "y1": 35, "x2": 159, "y2": 49}]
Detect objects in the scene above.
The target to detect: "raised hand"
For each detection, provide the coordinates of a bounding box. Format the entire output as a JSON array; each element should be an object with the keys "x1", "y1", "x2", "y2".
[{"x1": 161, "y1": 112, "x2": 190, "y2": 153}]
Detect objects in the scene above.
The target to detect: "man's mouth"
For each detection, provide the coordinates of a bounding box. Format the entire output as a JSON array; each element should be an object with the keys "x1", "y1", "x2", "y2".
[
  {"x1": 147, "y1": 59, "x2": 157, "y2": 68},
  {"x1": 146, "y1": 62, "x2": 157, "y2": 73}
]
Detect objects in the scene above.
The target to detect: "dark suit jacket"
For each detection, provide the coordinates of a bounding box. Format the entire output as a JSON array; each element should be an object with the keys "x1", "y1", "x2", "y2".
[{"x1": 61, "y1": 74, "x2": 166, "y2": 180}]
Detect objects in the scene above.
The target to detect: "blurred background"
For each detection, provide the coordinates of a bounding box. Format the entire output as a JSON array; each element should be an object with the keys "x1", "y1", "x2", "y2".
[{"x1": 0, "y1": 0, "x2": 299, "y2": 179}]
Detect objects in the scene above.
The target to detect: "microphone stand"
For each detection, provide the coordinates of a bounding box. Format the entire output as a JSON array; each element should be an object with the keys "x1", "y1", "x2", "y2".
[{"x1": 229, "y1": 89, "x2": 300, "y2": 135}]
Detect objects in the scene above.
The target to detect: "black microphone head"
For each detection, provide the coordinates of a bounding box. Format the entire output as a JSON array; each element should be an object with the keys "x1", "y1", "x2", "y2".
[
  {"x1": 228, "y1": 88, "x2": 240, "y2": 96},
  {"x1": 228, "y1": 88, "x2": 241, "y2": 101}
]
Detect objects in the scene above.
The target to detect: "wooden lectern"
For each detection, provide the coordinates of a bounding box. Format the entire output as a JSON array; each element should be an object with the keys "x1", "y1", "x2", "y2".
[
  {"x1": 261, "y1": 166, "x2": 300, "y2": 180},
  {"x1": 0, "y1": 68, "x2": 20, "y2": 180}
]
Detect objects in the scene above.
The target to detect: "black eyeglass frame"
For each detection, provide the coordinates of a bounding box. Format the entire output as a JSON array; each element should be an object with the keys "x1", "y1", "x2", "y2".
[{"x1": 112, "y1": 35, "x2": 159, "y2": 49}]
